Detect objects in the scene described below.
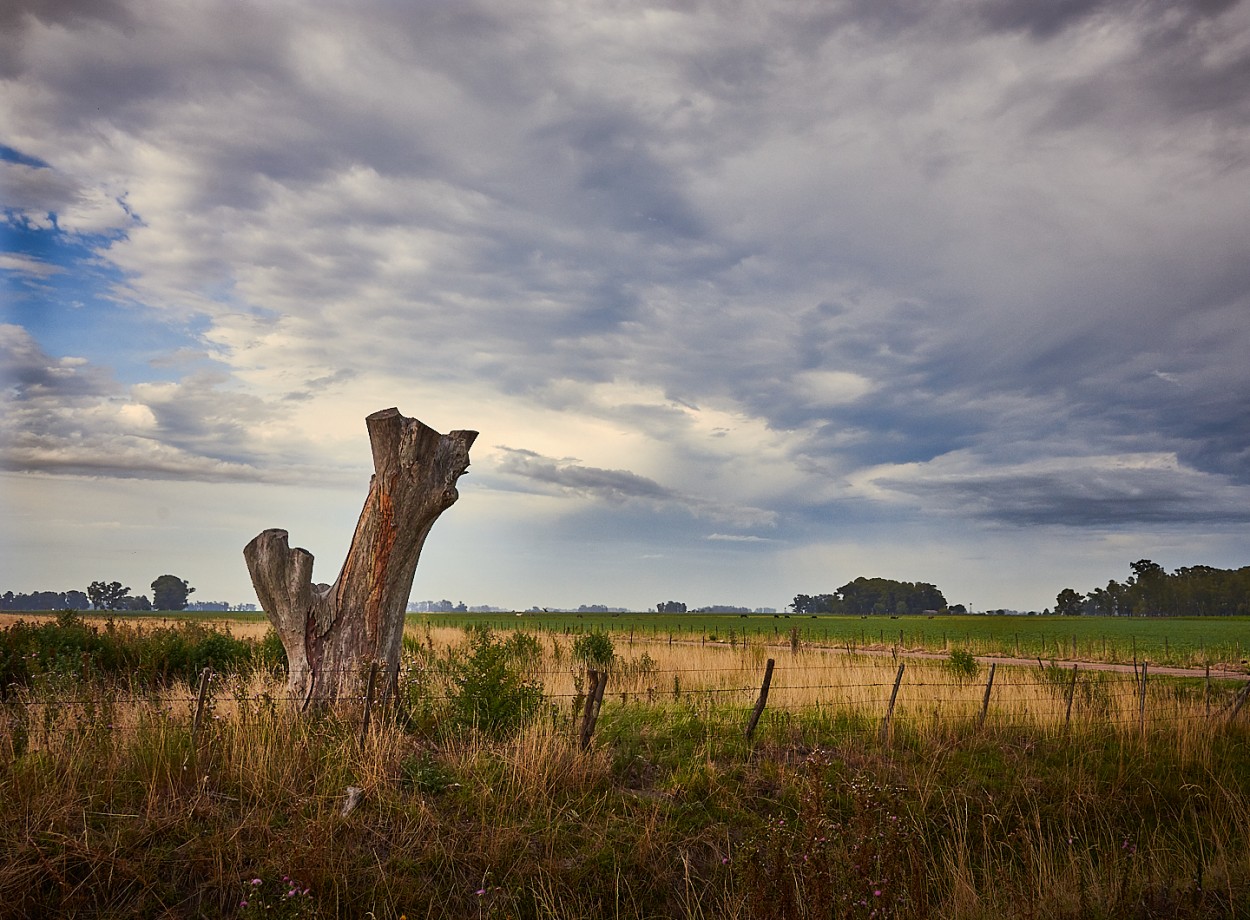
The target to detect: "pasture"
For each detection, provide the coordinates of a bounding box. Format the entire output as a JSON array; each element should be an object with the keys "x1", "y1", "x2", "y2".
[
  {"x1": 415, "y1": 611, "x2": 1250, "y2": 670},
  {"x1": 0, "y1": 612, "x2": 1246, "y2": 918}
]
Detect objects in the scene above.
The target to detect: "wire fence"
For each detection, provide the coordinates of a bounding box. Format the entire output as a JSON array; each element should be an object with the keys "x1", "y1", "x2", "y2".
[{"x1": 3, "y1": 652, "x2": 1246, "y2": 757}]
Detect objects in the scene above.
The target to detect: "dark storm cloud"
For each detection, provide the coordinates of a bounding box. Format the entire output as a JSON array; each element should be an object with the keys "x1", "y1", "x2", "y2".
[
  {"x1": 0, "y1": 0, "x2": 133, "y2": 76},
  {"x1": 495, "y1": 447, "x2": 677, "y2": 503},
  {"x1": 5, "y1": 0, "x2": 1250, "y2": 540},
  {"x1": 985, "y1": 0, "x2": 1250, "y2": 141},
  {"x1": 493, "y1": 446, "x2": 777, "y2": 528},
  {"x1": 0, "y1": 326, "x2": 338, "y2": 483},
  {"x1": 0, "y1": 322, "x2": 117, "y2": 401},
  {"x1": 874, "y1": 462, "x2": 1250, "y2": 526},
  {"x1": 978, "y1": 0, "x2": 1111, "y2": 39}
]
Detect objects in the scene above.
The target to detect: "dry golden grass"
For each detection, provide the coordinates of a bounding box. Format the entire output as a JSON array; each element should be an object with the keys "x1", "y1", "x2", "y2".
[
  {"x1": 403, "y1": 624, "x2": 1234, "y2": 750},
  {"x1": 0, "y1": 619, "x2": 1245, "y2": 917},
  {"x1": 0, "y1": 612, "x2": 272, "y2": 640}
]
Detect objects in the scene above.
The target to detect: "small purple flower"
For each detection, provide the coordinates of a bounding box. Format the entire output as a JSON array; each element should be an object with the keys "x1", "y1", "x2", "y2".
[
  {"x1": 874, "y1": 889, "x2": 882, "y2": 897},
  {"x1": 239, "y1": 900, "x2": 249, "y2": 909},
  {"x1": 476, "y1": 888, "x2": 487, "y2": 896},
  {"x1": 251, "y1": 878, "x2": 262, "y2": 886}
]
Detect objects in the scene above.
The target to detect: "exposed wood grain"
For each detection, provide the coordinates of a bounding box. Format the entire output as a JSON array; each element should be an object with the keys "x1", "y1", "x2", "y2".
[{"x1": 244, "y1": 408, "x2": 476, "y2": 704}]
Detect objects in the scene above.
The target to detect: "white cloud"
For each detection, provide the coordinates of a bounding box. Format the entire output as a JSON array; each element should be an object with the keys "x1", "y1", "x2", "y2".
[
  {"x1": 0, "y1": 252, "x2": 63, "y2": 278},
  {"x1": 793, "y1": 370, "x2": 874, "y2": 408},
  {"x1": 3, "y1": 0, "x2": 1250, "y2": 608}
]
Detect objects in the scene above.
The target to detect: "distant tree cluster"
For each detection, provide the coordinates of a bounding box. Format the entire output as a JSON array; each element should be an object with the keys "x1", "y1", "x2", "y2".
[
  {"x1": 1056, "y1": 560, "x2": 1250, "y2": 616},
  {"x1": 409, "y1": 599, "x2": 468, "y2": 613},
  {"x1": 791, "y1": 593, "x2": 840, "y2": 614},
  {"x1": 87, "y1": 581, "x2": 152, "y2": 611},
  {"x1": 151, "y1": 575, "x2": 194, "y2": 611},
  {"x1": 80, "y1": 575, "x2": 195, "y2": 612},
  {"x1": 1, "y1": 590, "x2": 90, "y2": 611},
  {"x1": 656, "y1": 601, "x2": 687, "y2": 613},
  {"x1": 793, "y1": 577, "x2": 948, "y2": 616},
  {"x1": 693, "y1": 604, "x2": 751, "y2": 614}
]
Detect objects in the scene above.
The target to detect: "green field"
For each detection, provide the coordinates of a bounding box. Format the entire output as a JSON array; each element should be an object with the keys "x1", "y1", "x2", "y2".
[
  {"x1": 11, "y1": 608, "x2": 1245, "y2": 668},
  {"x1": 410, "y1": 611, "x2": 1250, "y2": 669}
]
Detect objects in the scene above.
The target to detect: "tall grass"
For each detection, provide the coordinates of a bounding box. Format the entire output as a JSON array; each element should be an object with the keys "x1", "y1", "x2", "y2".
[{"x1": 0, "y1": 624, "x2": 1245, "y2": 917}]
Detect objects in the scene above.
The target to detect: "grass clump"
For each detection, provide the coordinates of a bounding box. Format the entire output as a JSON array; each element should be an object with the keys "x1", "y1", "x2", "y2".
[{"x1": 943, "y1": 647, "x2": 980, "y2": 683}]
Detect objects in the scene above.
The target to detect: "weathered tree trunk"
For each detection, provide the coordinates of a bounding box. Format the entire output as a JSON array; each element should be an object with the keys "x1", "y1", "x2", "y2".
[{"x1": 244, "y1": 408, "x2": 476, "y2": 707}]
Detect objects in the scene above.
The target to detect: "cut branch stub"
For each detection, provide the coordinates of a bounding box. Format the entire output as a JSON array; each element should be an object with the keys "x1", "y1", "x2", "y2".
[{"x1": 245, "y1": 408, "x2": 476, "y2": 706}]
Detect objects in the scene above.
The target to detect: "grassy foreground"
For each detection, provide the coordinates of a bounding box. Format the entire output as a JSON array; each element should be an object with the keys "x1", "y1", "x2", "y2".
[{"x1": 0, "y1": 623, "x2": 1247, "y2": 918}]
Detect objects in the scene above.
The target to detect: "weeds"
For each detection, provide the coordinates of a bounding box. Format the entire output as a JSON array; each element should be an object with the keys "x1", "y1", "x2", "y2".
[
  {"x1": 239, "y1": 874, "x2": 317, "y2": 919},
  {"x1": 0, "y1": 622, "x2": 1246, "y2": 918},
  {"x1": 0, "y1": 611, "x2": 263, "y2": 693},
  {"x1": 942, "y1": 648, "x2": 979, "y2": 684},
  {"x1": 447, "y1": 626, "x2": 548, "y2": 738},
  {"x1": 572, "y1": 632, "x2": 615, "y2": 670}
]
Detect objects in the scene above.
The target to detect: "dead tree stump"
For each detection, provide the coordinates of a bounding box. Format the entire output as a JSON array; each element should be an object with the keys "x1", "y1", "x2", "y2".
[{"x1": 244, "y1": 408, "x2": 476, "y2": 707}]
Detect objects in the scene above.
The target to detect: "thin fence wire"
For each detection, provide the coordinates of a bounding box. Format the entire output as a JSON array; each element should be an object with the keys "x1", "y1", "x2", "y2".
[{"x1": 3, "y1": 656, "x2": 1245, "y2": 751}]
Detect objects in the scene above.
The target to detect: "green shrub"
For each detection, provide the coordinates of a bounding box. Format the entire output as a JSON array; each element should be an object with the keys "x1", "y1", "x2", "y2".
[
  {"x1": 255, "y1": 627, "x2": 288, "y2": 674},
  {"x1": 0, "y1": 614, "x2": 265, "y2": 693},
  {"x1": 502, "y1": 630, "x2": 543, "y2": 668},
  {"x1": 572, "y1": 631, "x2": 615, "y2": 669},
  {"x1": 943, "y1": 647, "x2": 979, "y2": 683},
  {"x1": 399, "y1": 753, "x2": 458, "y2": 795},
  {"x1": 446, "y1": 627, "x2": 547, "y2": 737}
]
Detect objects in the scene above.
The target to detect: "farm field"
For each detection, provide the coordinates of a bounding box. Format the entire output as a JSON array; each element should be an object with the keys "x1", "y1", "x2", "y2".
[
  {"x1": 0, "y1": 612, "x2": 1247, "y2": 918},
  {"x1": 413, "y1": 611, "x2": 1250, "y2": 671},
  {"x1": 5, "y1": 610, "x2": 1246, "y2": 671}
]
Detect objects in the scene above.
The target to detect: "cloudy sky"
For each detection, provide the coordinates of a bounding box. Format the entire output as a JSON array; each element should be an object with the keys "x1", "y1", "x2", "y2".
[{"x1": 3, "y1": 0, "x2": 1249, "y2": 612}]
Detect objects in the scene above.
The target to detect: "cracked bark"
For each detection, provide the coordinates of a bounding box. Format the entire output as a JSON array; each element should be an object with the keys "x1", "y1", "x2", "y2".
[{"x1": 244, "y1": 408, "x2": 476, "y2": 706}]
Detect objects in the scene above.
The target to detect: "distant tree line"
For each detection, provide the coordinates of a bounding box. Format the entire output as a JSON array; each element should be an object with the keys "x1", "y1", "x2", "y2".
[
  {"x1": 1, "y1": 590, "x2": 90, "y2": 611},
  {"x1": 409, "y1": 599, "x2": 469, "y2": 613},
  {"x1": 793, "y1": 577, "x2": 949, "y2": 616},
  {"x1": 2, "y1": 576, "x2": 196, "y2": 613},
  {"x1": 1055, "y1": 559, "x2": 1250, "y2": 616},
  {"x1": 655, "y1": 602, "x2": 772, "y2": 614}
]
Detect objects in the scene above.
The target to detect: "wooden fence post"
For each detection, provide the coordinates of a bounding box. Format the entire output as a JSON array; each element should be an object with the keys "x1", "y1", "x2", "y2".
[
  {"x1": 978, "y1": 663, "x2": 996, "y2": 728},
  {"x1": 381, "y1": 660, "x2": 400, "y2": 722},
  {"x1": 1064, "y1": 664, "x2": 1078, "y2": 729},
  {"x1": 591, "y1": 670, "x2": 607, "y2": 725},
  {"x1": 191, "y1": 667, "x2": 212, "y2": 745},
  {"x1": 745, "y1": 659, "x2": 776, "y2": 740},
  {"x1": 1138, "y1": 661, "x2": 1148, "y2": 733},
  {"x1": 359, "y1": 660, "x2": 379, "y2": 749},
  {"x1": 1228, "y1": 681, "x2": 1250, "y2": 724},
  {"x1": 880, "y1": 663, "x2": 905, "y2": 744},
  {"x1": 579, "y1": 669, "x2": 609, "y2": 750},
  {"x1": 189, "y1": 666, "x2": 212, "y2": 778}
]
